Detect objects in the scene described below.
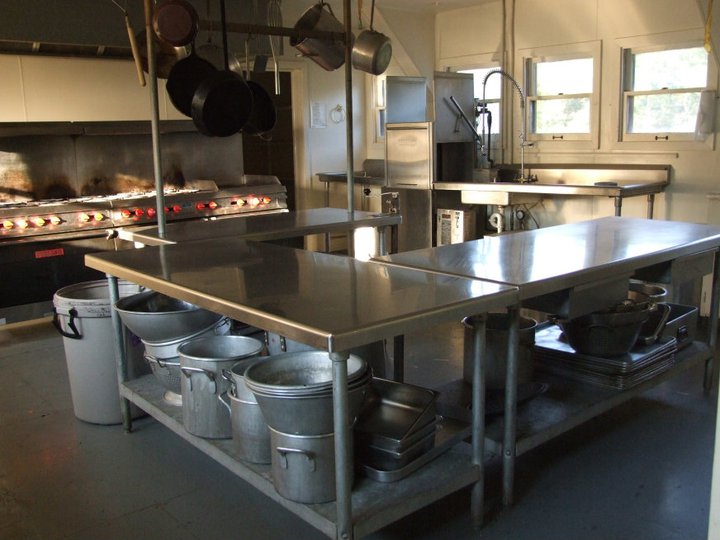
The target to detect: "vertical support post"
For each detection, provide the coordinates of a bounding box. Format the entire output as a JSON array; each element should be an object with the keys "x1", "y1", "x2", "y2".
[
  {"x1": 330, "y1": 350, "x2": 353, "y2": 540},
  {"x1": 343, "y1": 0, "x2": 355, "y2": 258},
  {"x1": 378, "y1": 226, "x2": 387, "y2": 256},
  {"x1": 144, "y1": 0, "x2": 167, "y2": 238},
  {"x1": 647, "y1": 194, "x2": 656, "y2": 219},
  {"x1": 392, "y1": 335, "x2": 404, "y2": 382},
  {"x1": 107, "y1": 274, "x2": 132, "y2": 432},
  {"x1": 502, "y1": 305, "x2": 520, "y2": 506},
  {"x1": 614, "y1": 196, "x2": 623, "y2": 217},
  {"x1": 470, "y1": 313, "x2": 487, "y2": 526},
  {"x1": 704, "y1": 250, "x2": 720, "y2": 392}
]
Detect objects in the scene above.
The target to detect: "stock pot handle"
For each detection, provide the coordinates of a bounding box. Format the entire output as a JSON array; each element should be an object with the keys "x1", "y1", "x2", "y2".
[
  {"x1": 218, "y1": 391, "x2": 231, "y2": 412},
  {"x1": 52, "y1": 308, "x2": 82, "y2": 340},
  {"x1": 180, "y1": 366, "x2": 217, "y2": 393},
  {"x1": 276, "y1": 447, "x2": 316, "y2": 471}
]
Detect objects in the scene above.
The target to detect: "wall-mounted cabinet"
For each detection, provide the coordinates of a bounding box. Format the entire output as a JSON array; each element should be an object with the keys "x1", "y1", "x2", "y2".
[{"x1": 1, "y1": 54, "x2": 186, "y2": 123}]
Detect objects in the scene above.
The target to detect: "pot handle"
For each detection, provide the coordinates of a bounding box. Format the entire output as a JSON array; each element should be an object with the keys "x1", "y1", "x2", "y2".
[
  {"x1": 221, "y1": 368, "x2": 237, "y2": 394},
  {"x1": 180, "y1": 366, "x2": 217, "y2": 394},
  {"x1": 156, "y1": 357, "x2": 181, "y2": 368},
  {"x1": 218, "y1": 391, "x2": 231, "y2": 413},
  {"x1": 52, "y1": 308, "x2": 82, "y2": 340},
  {"x1": 276, "y1": 447, "x2": 316, "y2": 471}
]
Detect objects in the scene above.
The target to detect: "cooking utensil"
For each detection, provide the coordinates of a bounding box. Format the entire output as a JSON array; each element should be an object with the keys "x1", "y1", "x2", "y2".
[
  {"x1": 196, "y1": 0, "x2": 224, "y2": 69},
  {"x1": 291, "y1": 2, "x2": 350, "y2": 71},
  {"x1": 351, "y1": 0, "x2": 392, "y2": 75},
  {"x1": 235, "y1": 38, "x2": 277, "y2": 137},
  {"x1": 267, "y1": 0, "x2": 283, "y2": 94},
  {"x1": 191, "y1": 0, "x2": 253, "y2": 137},
  {"x1": 166, "y1": 40, "x2": 217, "y2": 117},
  {"x1": 153, "y1": 0, "x2": 199, "y2": 47},
  {"x1": 136, "y1": 28, "x2": 186, "y2": 79},
  {"x1": 112, "y1": 0, "x2": 146, "y2": 86}
]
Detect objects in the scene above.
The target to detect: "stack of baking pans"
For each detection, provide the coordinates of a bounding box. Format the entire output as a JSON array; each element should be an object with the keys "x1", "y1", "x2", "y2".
[
  {"x1": 354, "y1": 378, "x2": 438, "y2": 476},
  {"x1": 534, "y1": 324, "x2": 677, "y2": 390}
]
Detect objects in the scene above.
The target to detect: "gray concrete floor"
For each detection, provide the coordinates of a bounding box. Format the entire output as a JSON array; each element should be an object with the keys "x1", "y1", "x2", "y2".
[{"x1": 0, "y1": 317, "x2": 716, "y2": 539}]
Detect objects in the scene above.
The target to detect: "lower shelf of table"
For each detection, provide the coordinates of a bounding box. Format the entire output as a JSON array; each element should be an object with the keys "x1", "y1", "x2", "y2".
[
  {"x1": 483, "y1": 340, "x2": 712, "y2": 456},
  {"x1": 120, "y1": 375, "x2": 481, "y2": 539}
]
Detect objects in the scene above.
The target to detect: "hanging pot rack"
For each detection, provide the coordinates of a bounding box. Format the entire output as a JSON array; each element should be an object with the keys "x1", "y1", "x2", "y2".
[{"x1": 197, "y1": 19, "x2": 349, "y2": 43}]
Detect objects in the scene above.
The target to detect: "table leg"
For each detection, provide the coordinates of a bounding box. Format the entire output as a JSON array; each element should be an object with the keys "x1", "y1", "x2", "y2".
[
  {"x1": 704, "y1": 250, "x2": 720, "y2": 392},
  {"x1": 614, "y1": 196, "x2": 623, "y2": 217},
  {"x1": 647, "y1": 194, "x2": 655, "y2": 219},
  {"x1": 107, "y1": 274, "x2": 132, "y2": 433},
  {"x1": 502, "y1": 306, "x2": 520, "y2": 506},
  {"x1": 392, "y1": 335, "x2": 404, "y2": 382},
  {"x1": 330, "y1": 351, "x2": 353, "y2": 540},
  {"x1": 470, "y1": 314, "x2": 487, "y2": 526}
]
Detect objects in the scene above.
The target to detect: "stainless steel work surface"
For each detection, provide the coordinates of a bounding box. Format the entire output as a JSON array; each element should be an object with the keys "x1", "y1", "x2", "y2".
[
  {"x1": 119, "y1": 208, "x2": 401, "y2": 246},
  {"x1": 375, "y1": 217, "x2": 720, "y2": 299},
  {"x1": 86, "y1": 239, "x2": 518, "y2": 352}
]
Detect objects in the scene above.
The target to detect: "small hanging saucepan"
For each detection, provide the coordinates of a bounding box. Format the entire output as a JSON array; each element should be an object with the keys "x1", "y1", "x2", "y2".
[
  {"x1": 166, "y1": 40, "x2": 217, "y2": 117},
  {"x1": 153, "y1": 0, "x2": 199, "y2": 47},
  {"x1": 351, "y1": 0, "x2": 392, "y2": 75},
  {"x1": 191, "y1": 0, "x2": 253, "y2": 137},
  {"x1": 230, "y1": 38, "x2": 277, "y2": 137}
]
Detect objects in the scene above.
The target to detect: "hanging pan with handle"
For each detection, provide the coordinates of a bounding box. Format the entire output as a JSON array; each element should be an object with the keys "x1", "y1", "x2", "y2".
[
  {"x1": 153, "y1": 0, "x2": 199, "y2": 47},
  {"x1": 166, "y1": 40, "x2": 217, "y2": 117},
  {"x1": 231, "y1": 38, "x2": 277, "y2": 137},
  {"x1": 191, "y1": 0, "x2": 253, "y2": 137},
  {"x1": 351, "y1": 0, "x2": 392, "y2": 75}
]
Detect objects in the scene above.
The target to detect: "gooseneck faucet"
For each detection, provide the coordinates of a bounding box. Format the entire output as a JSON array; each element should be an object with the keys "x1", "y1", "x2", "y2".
[{"x1": 481, "y1": 69, "x2": 533, "y2": 182}]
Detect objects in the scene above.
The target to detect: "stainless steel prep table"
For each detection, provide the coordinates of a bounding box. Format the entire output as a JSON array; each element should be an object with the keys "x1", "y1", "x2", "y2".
[
  {"x1": 374, "y1": 216, "x2": 720, "y2": 507},
  {"x1": 85, "y1": 239, "x2": 520, "y2": 539},
  {"x1": 116, "y1": 208, "x2": 400, "y2": 254}
]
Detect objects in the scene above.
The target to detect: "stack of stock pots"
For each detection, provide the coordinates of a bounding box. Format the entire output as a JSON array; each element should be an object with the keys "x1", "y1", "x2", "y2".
[{"x1": 115, "y1": 292, "x2": 374, "y2": 504}]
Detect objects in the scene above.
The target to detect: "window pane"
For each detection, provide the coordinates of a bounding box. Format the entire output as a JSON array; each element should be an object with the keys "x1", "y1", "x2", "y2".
[
  {"x1": 633, "y1": 47, "x2": 707, "y2": 91},
  {"x1": 533, "y1": 97, "x2": 590, "y2": 133},
  {"x1": 628, "y1": 92, "x2": 701, "y2": 133},
  {"x1": 536, "y1": 58, "x2": 593, "y2": 95},
  {"x1": 459, "y1": 68, "x2": 502, "y2": 100}
]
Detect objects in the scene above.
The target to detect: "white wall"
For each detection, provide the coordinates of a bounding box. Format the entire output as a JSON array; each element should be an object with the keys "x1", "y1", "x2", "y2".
[{"x1": 435, "y1": 0, "x2": 718, "y2": 226}]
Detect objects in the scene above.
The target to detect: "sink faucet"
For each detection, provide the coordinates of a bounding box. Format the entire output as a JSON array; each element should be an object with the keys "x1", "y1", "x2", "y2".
[{"x1": 481, "y1": 69, "x2": 533, "y2": 182}]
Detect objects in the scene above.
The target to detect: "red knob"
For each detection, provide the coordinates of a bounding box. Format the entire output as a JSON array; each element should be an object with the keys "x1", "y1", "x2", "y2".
[
  {"x1": 147, "y1": 208, "x2": 156, "y2": 217},
  {"x1": 134, "y1": 208, "x2": 144, "y2": 217}
]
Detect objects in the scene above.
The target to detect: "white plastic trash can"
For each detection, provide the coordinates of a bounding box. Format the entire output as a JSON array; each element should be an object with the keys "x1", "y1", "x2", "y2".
[{"x1": 53, "y1": 280, "x2": 148, "y2": 425}]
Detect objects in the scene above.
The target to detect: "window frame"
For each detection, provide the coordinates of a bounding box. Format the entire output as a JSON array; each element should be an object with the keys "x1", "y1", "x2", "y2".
[
  {"x1": 620, "y1": 40, "x2": 711, "y2": 143},
  {"x1": 517, "y1": 41, "x2": 601, "y2": 151}
]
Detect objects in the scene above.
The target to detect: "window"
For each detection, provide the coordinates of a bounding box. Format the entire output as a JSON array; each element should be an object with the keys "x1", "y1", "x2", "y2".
[
  {"x1": 519, "y1": 41, "x2": 601, "y2": 147},
  {"x1": 621, "y1": 44, "x2": 710, "y2": 141},
  {"x1": 458, "y1": 66, "x2": 501, "y2": 166},
  {"x1": 526, "y1": 56, "x2": 594, "y2": 140}
]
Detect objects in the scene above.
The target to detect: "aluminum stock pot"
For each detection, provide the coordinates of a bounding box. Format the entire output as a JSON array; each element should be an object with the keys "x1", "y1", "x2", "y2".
[{"x1": 178, "y1": 335, "x2": 263, "y2": 439}]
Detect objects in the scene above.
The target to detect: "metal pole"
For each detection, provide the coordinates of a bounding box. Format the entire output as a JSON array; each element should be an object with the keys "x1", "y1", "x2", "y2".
[
  {"x1": 502, "y1": 306, "x2": 520, "y2": 506},
  {"x1": 144, "y1": 0, "x2": 167, "y2": 238},
  {"x1": 470, "y1": 313, "x2": 487, "y2": 526},
  {"x1": 107, "y1": 274, "x2": 132, "y2": 432},
  {"x1": 330, "y1": 350, "x2": 352, "y2": 540},
  {"x1": 344, "y1": 0, "x2": 355, "y2": 257},
  {"x1": 647, "y1": 194, "x2": 656, "y2": 219},
  {"x1": 704, "y1": 250, "x2": 720, "y2": 392}
]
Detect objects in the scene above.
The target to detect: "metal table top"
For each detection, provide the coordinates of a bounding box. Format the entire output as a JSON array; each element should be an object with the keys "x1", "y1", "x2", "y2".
[
  {"x1": 118, "y1": 208, "x2": 401, "y2": 246},
  {"x1": 375, "y1": 217, "x2": 720, "y2": 299},
  {"x1": 86, "y1": 239, "x2": 518, "y2": 352}
]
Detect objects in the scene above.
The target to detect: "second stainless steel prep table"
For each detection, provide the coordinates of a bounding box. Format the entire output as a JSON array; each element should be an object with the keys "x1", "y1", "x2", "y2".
[
  {"x1": 85, "y1": 239, "x2": 520, "y2": 539},
  {"x1": 116, "y1": 208, "x2": 400, "y2": 253},
  {"x1": 374, "y1": 216, "x2": 720, "y2": 507}
]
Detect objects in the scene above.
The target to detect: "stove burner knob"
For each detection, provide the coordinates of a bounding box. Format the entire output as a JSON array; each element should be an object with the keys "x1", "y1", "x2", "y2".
[
  {"x1": 93, "y1": 212, "x2": 105, "y2": 222},
  {"x1": 247, "y1": 196, "x2": 260, "y2": 208},
  {"x1": 78, "y1": 213, "x2": 91, "y2": 223},
  {"x1": 134, "y1": 208, "x2": 144, "y2": 217},
  {"x1": 121, "y1": 209, "x2": 133, "y2": 218},
  {"x1": 236, "y1": 199, "x2": 246, "y2": 207},
  {"x1": 172, "y1": 204, "x2": 182, "y2": 213},
  {"x1": 164, "y1": 206, "x2": 170, "y2": 214},
  {"x1": 208, "y1": 201, "x2": 218, "y2": 210},
  {"x1": 31, "y1": 216, "x2": 46, "y2": 227},
  {"x1": 49, "y1": 215, "x2": 62, "y2": 225},
  {"x1": 3, "y1": 220, "x2": 14, "y2": 229},
  {"x1": 261, "y1": 196, "x2": 271, "y2": 204},
  {"x1": 195, "y1": 202, "x2": 206, "y2": 210},
  {"x1": 147, "y1": 207, "x2": 157, "y2": 217}
]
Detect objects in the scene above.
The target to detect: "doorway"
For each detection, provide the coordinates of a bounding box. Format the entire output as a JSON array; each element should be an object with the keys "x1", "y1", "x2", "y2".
[{"x1": 241, "y1": 71, "x2": 296, "y2": 210}]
